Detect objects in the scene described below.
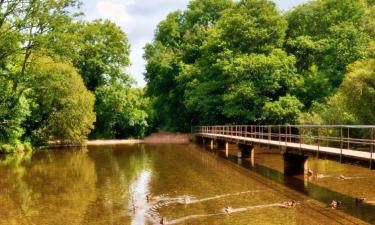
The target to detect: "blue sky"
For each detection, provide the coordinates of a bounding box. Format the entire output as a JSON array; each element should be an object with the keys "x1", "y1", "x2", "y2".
[{"x1": 81, "y1": 0, "x2": 308, "y2": 87}]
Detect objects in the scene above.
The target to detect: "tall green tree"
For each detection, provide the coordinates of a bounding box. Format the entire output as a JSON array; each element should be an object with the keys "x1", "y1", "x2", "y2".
[
  {"x1": 73, "y1": 20, "x2": 150, "y2": 138},
  {"x1": 93, "y1": 83, "x2": 150, "y2": 139},
  {"x1": 27, "y1": 57, "x2": 96, "y2": 145},
  {"x1": 333, "y1": 59, "x2": 375, "y2": 124},
  {"x1": 183, "y1": 0, "x2": 301, "y2": 125},
  {"x1": 144, "y1": 0, "x2": 233, "y2": 131},
  {"x1": 0, "y1": 0, "x2": 81, "y2": 148},
  {"x1": 286, "y1": 0, "x2": 372, "y2": 108},
  {"x1": 74, "y1": 20, "x2": 132, "y2": 91}
]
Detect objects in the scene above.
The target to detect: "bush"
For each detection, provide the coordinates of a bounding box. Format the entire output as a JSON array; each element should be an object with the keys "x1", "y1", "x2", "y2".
[
  {"x1": 0, "y1": 144, "x2": 14, "y2": 154},
  {"x1": 27, "y1": 57, "x2": 96, "y2": 146}
]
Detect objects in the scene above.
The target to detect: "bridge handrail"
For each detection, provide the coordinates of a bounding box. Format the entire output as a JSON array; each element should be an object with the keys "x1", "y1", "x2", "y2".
[
  {"x1": 193, "y1": 125, "x2": 375, "y2": 129},
  {"x1": 193, "y1": 125, "x2": 375, "y2": 156}
]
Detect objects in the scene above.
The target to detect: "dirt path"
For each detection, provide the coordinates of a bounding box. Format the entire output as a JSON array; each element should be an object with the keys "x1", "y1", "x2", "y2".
[
  {"x1": 143, "y1": 131, "x2": 191, "y2": 143},
  {"x1": 87, "y1": 131, "x2": 191, "y2": 146}
]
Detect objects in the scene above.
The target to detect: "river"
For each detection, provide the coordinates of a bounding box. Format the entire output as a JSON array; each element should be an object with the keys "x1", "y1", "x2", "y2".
[{"x1": 0, "y1": 143, "x2": 373, "y2": 224}]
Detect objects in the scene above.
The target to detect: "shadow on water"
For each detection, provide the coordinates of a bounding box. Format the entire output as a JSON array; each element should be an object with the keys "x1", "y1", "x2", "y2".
[{"x1": 215, "y1": 150, "x2": 375, "y2": 224}]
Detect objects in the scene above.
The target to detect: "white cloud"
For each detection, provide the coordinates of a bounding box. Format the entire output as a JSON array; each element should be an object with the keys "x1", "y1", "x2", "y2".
[
  {"x1": 89, "y1": 0, "x2": 188, "y2": 87},
  {"x1": 95, "y1": 0, "x2": 133, "y2": 25},
  {"x1": 83, "y1": 0, "x2": 307, "y2": 87}
]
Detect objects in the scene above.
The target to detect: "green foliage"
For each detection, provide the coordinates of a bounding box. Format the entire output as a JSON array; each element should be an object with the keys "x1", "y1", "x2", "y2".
[
  {"x1": 216, "y1": 0, "x2": 287, "y2": 53},
  {"x1": 145, "y1": 0, "x2": 295, "y2": 129},
  {"x1": 337, "y1": 59, "x2": 375, "y2": 124},
  {"x1": 0, "y1": 0, "x2": 87, "y2": 152},
  {"x1": 0, "y1": 141, "x2": 32, "y2": 154},
  {"x1": 1, "y1": 0, "x2": 375, "y2": 153},
  {"x1": 0, "y1": 1, "x2": 150, "y2": 152},
  {"x1": 145, "y1": 0, "x2": 234, "y2": 131},
  {"x1": 93, "y1": 83, "x2": 150, "y2": 139},
  {"x1": 299, "y1": 59, "x2": 375, "y2": 125},
  {"x1": 27, "y1": 57, "x2": 96, "y2": 145},
  {"x1": 72, "y1": 20, "x2": 148, "y2": 139},
  {"x1": 0, "y1": 78, "x2": 30, "y2": 144},
  {"x1": 145, "y1": 0, "x2": 375, "y2": 130},
  {"x1": 177, "y1": 0, "x2": 296, "y2": 126},
  {"x1": 262, "y1": 95, "x2": 303, "y2": 125},
  {"x1": 74, "y1": 20, "x2": 132, "y2": 90},
  {"x1": 286, "y1": 0, "x2": 371, "y2": 108}
]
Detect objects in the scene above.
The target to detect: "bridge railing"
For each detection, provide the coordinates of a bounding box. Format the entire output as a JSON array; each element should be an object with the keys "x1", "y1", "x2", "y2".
[{"x1": 193, "y1": 125, "x2": 375, "y2": 156}]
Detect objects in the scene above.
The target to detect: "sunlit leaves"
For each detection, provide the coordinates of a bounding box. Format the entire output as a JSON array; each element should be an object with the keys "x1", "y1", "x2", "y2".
[{"x1": 27, "y1": 57, "x2": 96, "y2": 145}]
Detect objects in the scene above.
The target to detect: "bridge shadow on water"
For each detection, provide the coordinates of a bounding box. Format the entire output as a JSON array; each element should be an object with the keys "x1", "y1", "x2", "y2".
[{"x1": 214, "y1": 150, "x2": 375, "y2": 224}]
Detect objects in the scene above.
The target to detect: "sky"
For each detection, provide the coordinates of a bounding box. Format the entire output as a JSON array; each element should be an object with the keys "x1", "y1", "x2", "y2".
[{"x1": 82, "y1": 0, "x2": 308, "y2": 87}]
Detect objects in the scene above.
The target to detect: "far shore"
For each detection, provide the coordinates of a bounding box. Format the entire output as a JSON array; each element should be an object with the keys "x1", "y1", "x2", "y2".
[
  {"x1": 87, "y1": 139, "x2": 143, "y2": 145},
  {"x1": 86, "y1": 132, "x2": 192, "y2": 146}
]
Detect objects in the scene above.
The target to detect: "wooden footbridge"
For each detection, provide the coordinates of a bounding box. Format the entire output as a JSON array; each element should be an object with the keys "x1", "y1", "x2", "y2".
[{"x1": 193, "y1": 125, "x2": 375, "y2": 174}]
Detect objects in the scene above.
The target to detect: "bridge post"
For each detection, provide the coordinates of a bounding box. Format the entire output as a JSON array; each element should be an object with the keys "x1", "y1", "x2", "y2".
[
  {"x1": 238, "y1": 144, "x2": 254, "y2": 160},
  {"x1": 283, "y1": 153, "x2": 308, "y2": 176}
]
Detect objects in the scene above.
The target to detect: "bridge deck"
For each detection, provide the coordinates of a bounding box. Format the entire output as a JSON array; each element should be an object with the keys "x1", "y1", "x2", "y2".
[{"x1": 199, "y1": 133, "x2": 375, "y2": 160}]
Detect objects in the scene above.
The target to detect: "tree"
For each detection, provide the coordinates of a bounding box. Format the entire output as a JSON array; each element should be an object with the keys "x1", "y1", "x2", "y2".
[
  {"x1": 72, "y1": 20, "x2": 148, "y2": 138},
  {"x1": 215, "y1": 0, "x2": 287, "y2": 54},
  {"x1": 26, "y1": 57, "x2": 96, "y2": 145},
  {"x1": 183, "y1": 0, "x2": 300, "y2": 125},
  {"x1": 74, "y1": 20, "x2": 132, "y2": 91},
  {"x1": 262, "y1": 95, "x2": 303, "y2": 125},
  {"x1": 337, "y1": 59, "x2": 375, "y2": 124},
  {"x1": 0, "y1": 0, "x2": 82, "y2": 150},
  {"x1": 286, "y1": 0, "x2": 371, "y2": 108},
  {"x1": 144, "y1": 0, "x2": 233, "y2": 131},
  {"x1": 0, "y1": 77, "x2": 30, "y2": 145},
  {"x1": 93, "y1": 82, "x2": 150, "y2": 139}
]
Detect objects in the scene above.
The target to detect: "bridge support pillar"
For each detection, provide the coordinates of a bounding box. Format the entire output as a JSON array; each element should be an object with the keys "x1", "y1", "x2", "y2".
[
  {"x1": 238, "y1": 144, "x2": 254, "y2": 160},
  {"x1": 216, "y1": 140, "x2": 226, "y2": 148},
  {"x1": 283, "y1": 153, "x2": 308, "y2": 176},
  {"x1": 225, "y1": 142, "x2": 229, "y2": 157}
]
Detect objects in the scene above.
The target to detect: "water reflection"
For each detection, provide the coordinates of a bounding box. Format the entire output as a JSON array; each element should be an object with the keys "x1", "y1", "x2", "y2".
[
  {"x1": 129, "y1": 170, "x2": 152, "y2": 225},
  {"x1": 220, "y1": 146, "x2": 375, "y2": 224},
  {"x1": 0, "y1": 144, "x2": 371, "y2": 225}
]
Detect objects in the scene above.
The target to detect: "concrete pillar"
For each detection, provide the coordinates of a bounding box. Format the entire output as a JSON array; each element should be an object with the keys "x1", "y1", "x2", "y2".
[
  {"x1": 283, "y1": 153, "x2": 308, "y2": 176},
  {"x1": 238, "y1": 144, "x2": 254, "y2": 159},
  {"x1": 225, "y1": 142, "x2": 229, "y2": 158}
]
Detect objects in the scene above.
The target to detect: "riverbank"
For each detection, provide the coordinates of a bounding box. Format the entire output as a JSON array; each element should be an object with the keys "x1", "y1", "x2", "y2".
[{"x1": 87, "y1": 131, "x2": 191, "y2": 146}]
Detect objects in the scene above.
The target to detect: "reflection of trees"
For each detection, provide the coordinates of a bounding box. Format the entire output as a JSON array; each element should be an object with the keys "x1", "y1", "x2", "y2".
[
  {"x1": 147, "y1": 144, "x2": 250, "y2": 197},
  {"x1": 82, "y1": 144, "x2": 153, "y2": 225},
  {"x1": 0, "y1": 145, "x2": 157, "y2": 225},
  {"x1": 0, "y1": 148, "x2": 97, "y2": 225},
  {"x1": 0, "y1": 151, "x2": 34, "y2": 225}
]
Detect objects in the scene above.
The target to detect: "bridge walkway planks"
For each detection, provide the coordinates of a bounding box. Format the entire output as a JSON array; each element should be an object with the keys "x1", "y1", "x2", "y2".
[{"x1": 198, "y1": 133, "x2": 375, "y2": 160}]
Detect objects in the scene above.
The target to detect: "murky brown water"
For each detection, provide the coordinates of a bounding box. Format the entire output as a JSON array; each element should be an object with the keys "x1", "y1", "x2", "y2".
[{"x1": 0, "y1": 144, "x2": 372, "y2": 225}]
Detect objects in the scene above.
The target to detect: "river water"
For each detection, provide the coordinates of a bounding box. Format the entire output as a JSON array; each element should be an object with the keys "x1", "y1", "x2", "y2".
[{"x1": 0, "y1": 143, "x2": 373, "y2": 225}]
